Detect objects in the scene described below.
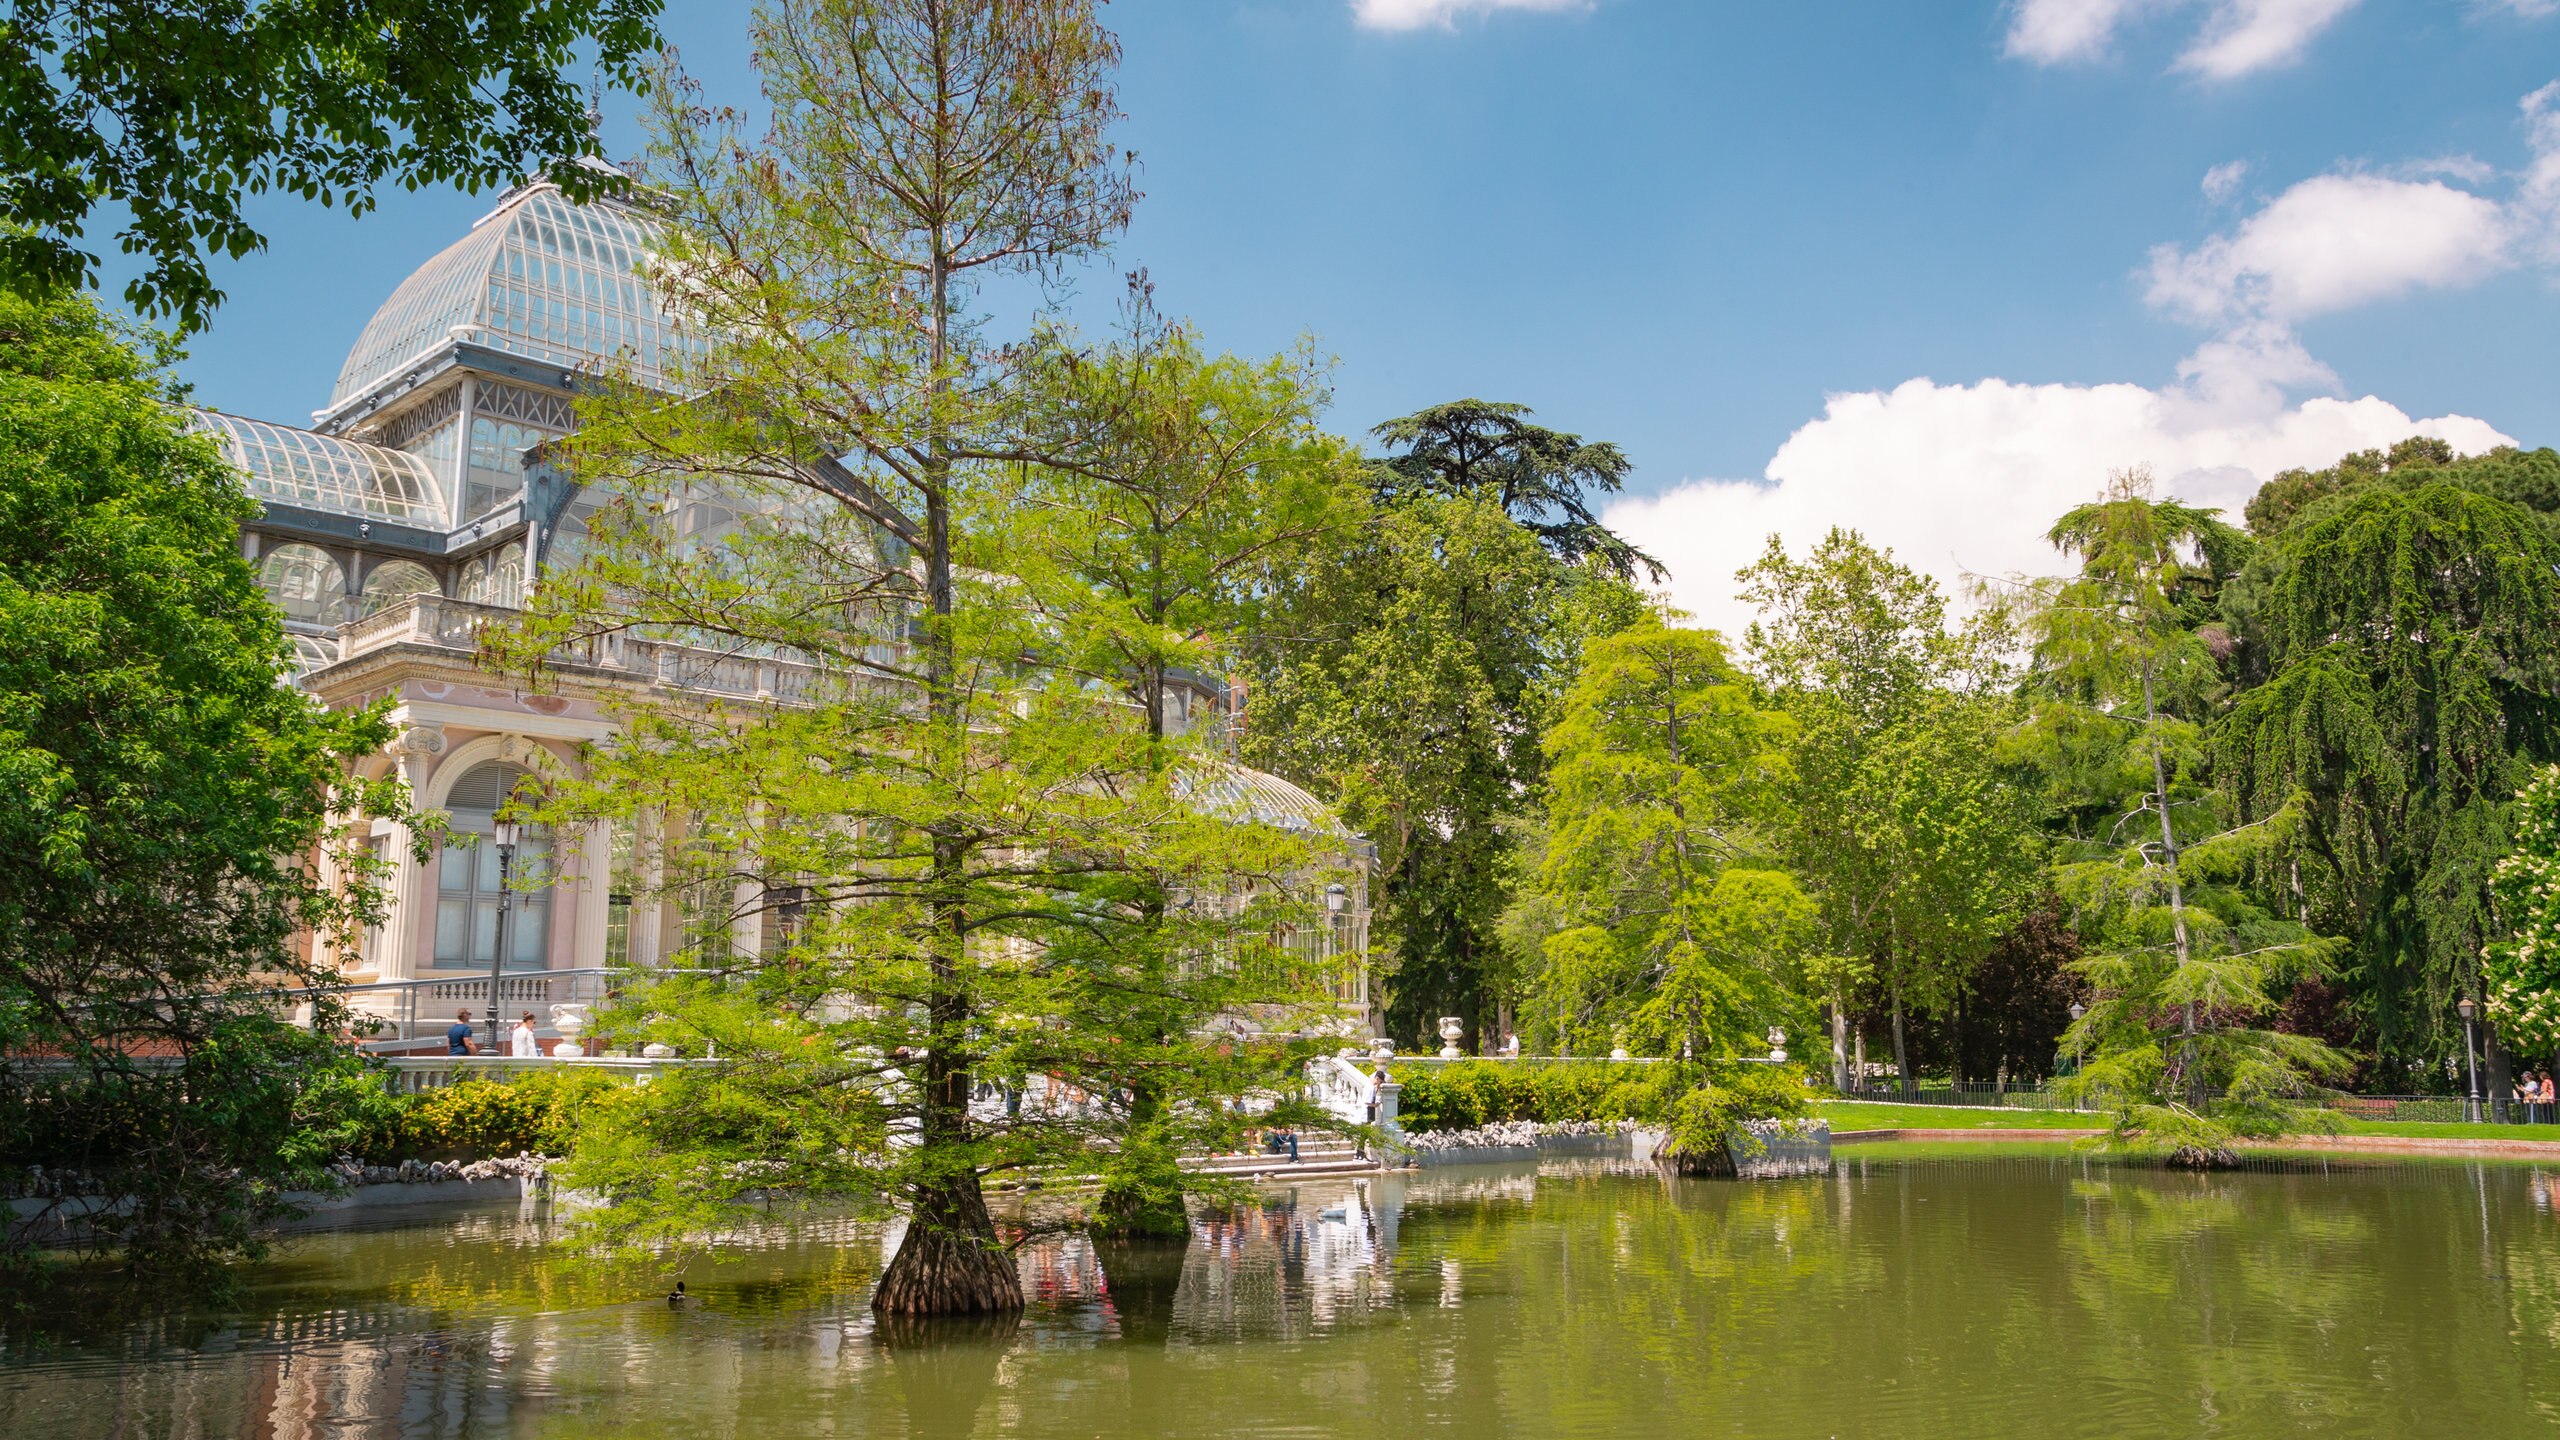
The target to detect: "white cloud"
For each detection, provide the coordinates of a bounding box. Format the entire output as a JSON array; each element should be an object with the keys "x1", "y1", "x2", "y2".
[
  {"x1": 2484, "y1": 1, "x2": 2559, "y2": 19},
  {"x1": 2202, "y1": 159, "x2": 2250, "y2": 203},
  {"x1": 2143, "y1": 172, "x2": 2512, "y2": 324},
  {"x1": 1612, "y1": 377, "x2": 2509, "y2": 640},
  {"x1": 1618, "y1": 83, "x2": 2560, "y2": 639},
  {"x1": 2004, "y1": 0, "x2": 2357, "y2": 78},
  {"x1": 1351, "y1": 0, "x2": 1589, "y2": 30},
  {"x1": 2005, "y1": 0, "x2": 2166, "y2": 64},
  {"x1": 2174, "y1": 0, "x2": 2360, "y2": 78}
]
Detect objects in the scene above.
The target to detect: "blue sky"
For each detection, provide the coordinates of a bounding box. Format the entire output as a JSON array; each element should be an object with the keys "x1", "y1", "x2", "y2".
[{"x1": 139, "y1": 0, "x2": 2560, "y2": 628}]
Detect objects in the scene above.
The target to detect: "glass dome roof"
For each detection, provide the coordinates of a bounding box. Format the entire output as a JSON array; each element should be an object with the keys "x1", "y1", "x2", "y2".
[
  {"x1": 328, "y1": 182, "x2": 697, "y2": 410},
  {"x1": 1183, "y1": 762, "x2": 1349, "y2": 838},
  {"x1": 190, "y1": 410, "x2": 449, "y2": 526}
]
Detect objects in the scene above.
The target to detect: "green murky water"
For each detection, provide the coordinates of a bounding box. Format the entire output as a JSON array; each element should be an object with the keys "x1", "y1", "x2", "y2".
[{"x1": 7, "y1": 1153, "x2": 2560, "y2": 1438}]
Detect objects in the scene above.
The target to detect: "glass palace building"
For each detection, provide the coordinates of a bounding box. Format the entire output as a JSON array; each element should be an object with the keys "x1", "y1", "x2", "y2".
[{"x1": 209, "y1": 179, "x2": 1370, "y2": 1042}]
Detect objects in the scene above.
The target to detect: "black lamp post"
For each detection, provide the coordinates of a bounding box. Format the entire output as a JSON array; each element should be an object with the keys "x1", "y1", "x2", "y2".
[
  {"x1": 484, "y1": 817, "x2": 521, "y2": 1054},
  {"x1": 2458, "y1": 995, "x2": 2481, "y2": 1125},
  {"x1": 2068, "y1": 1001, "x2": 2087, "y2": 1077}
]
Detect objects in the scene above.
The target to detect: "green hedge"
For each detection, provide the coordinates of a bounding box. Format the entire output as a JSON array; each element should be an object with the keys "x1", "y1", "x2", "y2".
[
  {"x1": 360, "y1": 1070, "x2": 624, "y2": 1162},
  {"x1": 1390, "y1": 1061, "x2": 1681, "y2": 1132}
]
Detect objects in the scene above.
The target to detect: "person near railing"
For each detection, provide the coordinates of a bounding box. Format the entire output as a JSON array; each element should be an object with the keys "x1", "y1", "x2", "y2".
[
  {"x1": 510, "y1": 1012, "x2": 540, "y2": 1058},
  {"x1": 445, "y1": 1009, "x2": 479, "y2": 1056}
]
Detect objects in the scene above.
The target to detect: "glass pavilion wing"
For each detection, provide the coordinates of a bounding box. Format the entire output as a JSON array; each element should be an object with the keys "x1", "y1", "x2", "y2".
[
  {"x1": 190, "y1": 410, "x2": 450, "y2": 527},
  {"x1": 328, "y1": 186, "x2": 700, "y2": 408}
]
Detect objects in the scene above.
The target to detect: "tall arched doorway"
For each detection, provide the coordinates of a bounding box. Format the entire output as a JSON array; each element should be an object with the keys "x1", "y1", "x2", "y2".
[{"x1": 434, "y1": 760, "x2": 551, "y2": 970}]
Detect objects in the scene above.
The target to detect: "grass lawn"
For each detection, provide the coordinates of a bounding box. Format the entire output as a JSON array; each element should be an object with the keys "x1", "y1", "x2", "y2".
[
  {"x1": 1812, "y1": 1098, "x2": 2560, "y2": 1144},
  {"x1": 1812, "y1": 1101, "x2": 2100, "y2": 1131}
]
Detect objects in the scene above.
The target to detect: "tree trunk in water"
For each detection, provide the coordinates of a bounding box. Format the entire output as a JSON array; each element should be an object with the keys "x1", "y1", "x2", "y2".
[
  {"x1": 1830, "y1": 991, "x2": 1849, "y2": 1092},
  {"x1": 1096, "y1": 1085, "x2": 1189, "y2": 1240},
  {"x1": 1891, "y1": 991, "x2": 1911, "y2": 1100},
  {"x1": 873, "y1": 1174, "x2": 1023, "y2": 1316}
]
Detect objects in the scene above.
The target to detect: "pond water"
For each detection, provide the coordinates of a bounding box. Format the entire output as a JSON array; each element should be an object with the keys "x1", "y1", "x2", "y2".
[{"x1": 7, "y1": 1152, "x2": 2560, "y2": 1439}]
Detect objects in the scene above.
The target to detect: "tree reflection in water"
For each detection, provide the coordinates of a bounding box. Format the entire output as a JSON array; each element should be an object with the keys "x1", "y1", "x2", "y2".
[{"x1": 6, "y1": 1157, "x2": 2560, "y2": 1438}]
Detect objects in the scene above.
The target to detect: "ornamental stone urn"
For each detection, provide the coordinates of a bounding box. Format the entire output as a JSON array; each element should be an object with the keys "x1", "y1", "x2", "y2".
[
  {"x1": 640, "y1": 1041, "x2": 677, "y2": 1061},
  {"x1": 550, "y1": 1003, "x2": 592, "y2": 1058},
  {"x1": 1370, "y1": 1037, "x2": 1396, "y2": 1064},
  {"x1": 1437, "y1": 1016, "x2": 1465, "y2": 1059}
]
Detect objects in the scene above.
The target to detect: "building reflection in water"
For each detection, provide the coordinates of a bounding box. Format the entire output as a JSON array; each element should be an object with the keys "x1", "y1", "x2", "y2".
[{"x1": 0, "y1": 1162, "x2": 1552, "y2": 1439}]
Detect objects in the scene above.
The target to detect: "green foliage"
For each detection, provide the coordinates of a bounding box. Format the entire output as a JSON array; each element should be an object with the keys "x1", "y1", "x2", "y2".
[
  {"x1": 2221, "y1": 481, "x2": 2560, "y2": 1057},
  {"x1": 496, "y1": 0, "x2": 1340, "y2": 1305},
  {"x1": 1, "y1": 1021, "x2": 392, "y2": 1284},
  {"x1": 374, "y1": 1071, "x2": 622, "y2": 1162},
  {"x1": 2488, "y1": 766, "x2": 2560, "y2": 1053},
  {"x1": 2243, "y1": 437, "x2": 2560, "y2": 542},
  {"x1": 1508, "y1": 618, "x2": 1807, "y2": 1058},
  {"x1": 0, "y1": 283, "x2": 403, "y2": 1279},
  {"x1": 2012, "y1": 471, "x2": 2344, "y2": 1157},
  {"x1": 1739, "y1": 528, "x2": 2036, "y2": 1089},
  {"x1": 1245, "y1": 486, "x2": 1643, "y2": 1046},
  {"x1": 0, "y1": 0, "x2": 664, "y2": 328},
  {"x1": 1367, "y1": 398, "x2": 1663, "y2": 583},
  {"x1": 1389, "y1": 1058, "x2": 1807, "y2": 1162},
  {"x1": 1390, "y1": 1061, "x2": 1682, "y2": 1131}
]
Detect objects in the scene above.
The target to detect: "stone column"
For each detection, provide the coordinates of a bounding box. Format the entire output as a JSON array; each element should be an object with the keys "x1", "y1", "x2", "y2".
[
  {"x1": 373, "y1": 723, "x2": 447, "y2": 982},
  {"x1": 571, "y1": 819, "x2": 611, "y2": 970},
  {"x1": 627, "y1": 806, "x2": 665, "y2": 968}
]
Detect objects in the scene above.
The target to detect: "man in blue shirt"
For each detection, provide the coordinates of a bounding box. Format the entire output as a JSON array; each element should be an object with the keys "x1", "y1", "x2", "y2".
[{"x1": 446, "y1": 1009, "x2": 479, "y2": 1056}]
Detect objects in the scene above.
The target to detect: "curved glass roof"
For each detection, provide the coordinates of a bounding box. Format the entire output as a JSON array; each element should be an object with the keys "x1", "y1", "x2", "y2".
[
  {"x1": 191, "y1": 410, "x2": 448, "y2": 526},
  {"x1": 329, "y1": 183, "x2": 698, "y2": 409},
  {"x1": 1184, "y1": 762, "x2": 1349, "y2": 838}
]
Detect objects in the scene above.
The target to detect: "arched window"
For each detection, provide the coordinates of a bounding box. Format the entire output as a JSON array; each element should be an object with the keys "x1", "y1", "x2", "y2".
[
  {"x1": 486, "y1": 542, "x2": 526, "y2": 608},
  {"x1": 257, "y1": 543, "x2": 344, "y2": 624},
  {"x1": 433, "y1": 761, "x2": 550, "y2": 971},
  {"x1": 359, "y1": 559, "x2": 440, "y2": 617},
  {"x1": 284, "y1": 634, "x2": 336, "y2": 687}
]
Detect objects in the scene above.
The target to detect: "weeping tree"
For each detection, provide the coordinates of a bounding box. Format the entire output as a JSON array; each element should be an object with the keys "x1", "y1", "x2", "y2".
[
  {"x1": 2221, "y1": 481, "x2": 2560, "y2": 1076},
  {"x1": 502, "y1": 0, "x2": 1342, "y2": 1317},
  {"x1": 2016, "y1": 471, "x2": 2342, "y2": 1164}
]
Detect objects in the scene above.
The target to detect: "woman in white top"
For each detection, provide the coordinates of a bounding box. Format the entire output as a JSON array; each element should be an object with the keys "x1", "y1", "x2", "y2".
[{"x1": 509, "y1": 1012, "x2": 540, "y2": 1058}]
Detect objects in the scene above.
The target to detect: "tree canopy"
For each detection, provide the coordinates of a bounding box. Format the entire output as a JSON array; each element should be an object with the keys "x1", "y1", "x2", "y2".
[
  {"x1": 1369, "y1": 399, "x2": 1663, "y2": 583},
  {"x1": 0, "y1": 0, "x2": 664, "y2": 328},
  {"x1": 0, "y1": 282, "x2": 400, "y2": 1276}
]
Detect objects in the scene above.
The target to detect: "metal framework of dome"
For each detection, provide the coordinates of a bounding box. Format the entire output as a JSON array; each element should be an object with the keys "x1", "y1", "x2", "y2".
[
  {"x1": 1184, "y1": 762, "x2": 1349, "y2": 838},
  {"x1": 191, "y1": 410, "x2": 448, "y2": 526},
  {"x1": 329, "y1": 182, "x2": 697, "y2": 409}
]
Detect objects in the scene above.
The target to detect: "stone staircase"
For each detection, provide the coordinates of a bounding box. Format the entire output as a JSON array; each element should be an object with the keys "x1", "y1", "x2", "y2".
[{"x1": 1185, "y1": 1132, "x2": 1382, "y2": 1181}]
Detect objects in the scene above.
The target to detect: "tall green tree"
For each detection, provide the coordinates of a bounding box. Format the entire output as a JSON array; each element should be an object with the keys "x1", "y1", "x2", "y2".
[
  {"x1": 1242, "y1": 491, "x2": 1641, "y2": 1050},
  {"x1": 2016, "y1": 471, "x2": 2341, "y2": 1162},
  {"x1": 1737, "y1": 528, "x2": 2032, "y2": 1096},
  {"x1": 994, "y1": 287, "x2": 1362, "y2": 1237},
  {"x1": 1368, "y1": 399, "x2": 1663, "y2": 583},
  {"x1": 505, "y1": 0, "x2": 1336, "y2": 1317},
  {"x1": 1242, "y1": 399, "x2": 1650, "y2": 1051},
  {"x1": 2221, "y1": 479, "x2": 2560, "y2": 1073},
  {"x1": 1505, "y1": 618, "x2": 1803, "y2": 1058},
  {"x1": 0, "y1": 284, "x2": 401, "y2": 1278},
  {"x1": 1, "y1": 0, "x2": 665, "y2": 328}
]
